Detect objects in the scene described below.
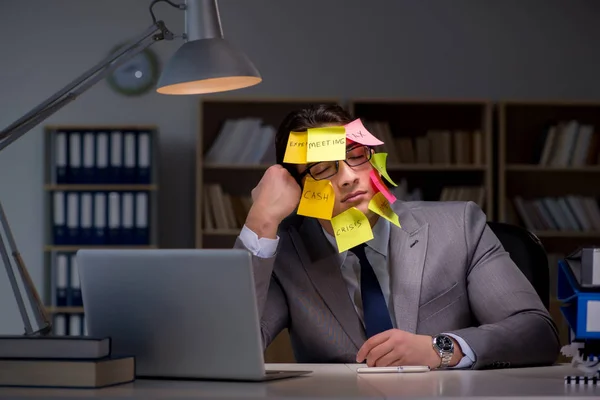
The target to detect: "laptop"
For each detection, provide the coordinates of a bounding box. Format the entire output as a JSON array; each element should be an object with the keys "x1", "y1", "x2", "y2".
[{"x1": 77, "y1": 248, "x2": 311, "y2": 381}]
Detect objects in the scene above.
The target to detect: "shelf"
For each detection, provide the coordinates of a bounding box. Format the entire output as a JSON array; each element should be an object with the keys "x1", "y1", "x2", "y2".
[
  {"x1": 44, "y1": 184, "x2": 158, "y2": 191},
  {"x1": 44, "y1": 245, "x2": 158, "y2": 252},
  {"x1": 203, "y1": 229, "x2": 240, "y2": 236},
  {"x1": 204, "y1": 164, "x2": 270, "y2": 170},
  {"x1": 533, "y1": 231, "x2": 600, "y2": 238},
  {"x1": 506, "y1": 165, "x2": 600, "y2": 173},
  {"x1": 46, "y1": 306, "x2": 84, "y2": 314},
  {"x1": 387, "y1": 164, "x2": 486, "y2": 171}
]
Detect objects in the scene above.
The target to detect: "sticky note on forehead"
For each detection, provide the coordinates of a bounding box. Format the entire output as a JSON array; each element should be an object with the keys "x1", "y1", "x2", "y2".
[
  {"x1": 297, "y1": 177, "x2": 335, "y2": 220},
  {"x1": 283, "y1": 131, "x2": 307, "y2": 164},
  {"x1": 307, "y1": 126, "x2": 346, "y2": 162},
  {"x1": 344, "y1": 119, "x2": 384, "y2": 146},
  {"x1": 331, "y1": 207, "x2": 374, "y2": 253},
  {"x1": 370, "y1": 153, "x2": 397, "y2": 187},
  {"x1": 368, "y1": 192, "x2": 401, "y2": 227}
]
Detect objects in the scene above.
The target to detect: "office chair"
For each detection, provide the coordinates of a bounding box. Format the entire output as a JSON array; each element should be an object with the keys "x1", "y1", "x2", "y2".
[{"x1": 487, "y1": 221, "x2": 550, "y2": 310}]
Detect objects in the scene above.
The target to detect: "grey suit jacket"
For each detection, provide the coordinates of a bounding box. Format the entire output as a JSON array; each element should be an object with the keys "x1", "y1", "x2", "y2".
[{"x1": 234, "y1": 200, "x2": 561, "y2": 369}]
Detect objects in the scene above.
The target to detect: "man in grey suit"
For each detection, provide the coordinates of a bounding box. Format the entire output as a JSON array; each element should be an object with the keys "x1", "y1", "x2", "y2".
[{"x1": 234, "y1": 104, "x2": 560, "y2": 369}]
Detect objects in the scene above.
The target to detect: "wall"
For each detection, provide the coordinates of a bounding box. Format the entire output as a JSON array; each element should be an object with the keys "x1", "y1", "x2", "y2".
[{"x1": 0, "y1": 0, "x2": 598, "y2": 334}]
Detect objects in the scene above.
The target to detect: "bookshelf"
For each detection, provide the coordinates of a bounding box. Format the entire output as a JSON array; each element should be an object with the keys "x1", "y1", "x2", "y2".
[
  {"x1": 196, "y1": 97, "x2": 341, "y2": 249},
  {"x1": 347, "y1": 99, "x2": 494, "y2": 218},
  {"x1": 497, "y1": 101, "x2": 600, "y2": 355},
  {"x1": 43, "y1": 125, "x2": 159, "y2": 336}
]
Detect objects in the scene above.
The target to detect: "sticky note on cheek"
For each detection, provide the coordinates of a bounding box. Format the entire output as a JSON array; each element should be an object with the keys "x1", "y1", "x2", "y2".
[
  {"x1": 283, "y1": 131, "x2": 307, "y2": 164},
  {"x1": 370, "y1": 153, "x2": 397, "y2": 187},
  {"x1": 344, "y1": 118, "x2": 384, "y2": 146},
  {"x1": 306, "y1": 126, "x2": 346, "y2": 162},
  {"x1": 297, "y1": 177, "x2": 335, "y2": 220},
  {"x1": 368, "y1": 192, "x2": 401, "y2": 227},
  {"x1": 370, "y1": 170, "x2": 397, "y2": 204},
  {"x1": 330, "y1": 207, "x2": 374, "y2": 253}
]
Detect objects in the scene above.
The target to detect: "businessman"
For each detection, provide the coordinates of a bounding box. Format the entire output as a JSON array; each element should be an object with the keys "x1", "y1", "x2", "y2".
[{"x1": 234, "y1": 104, "x2": 560, "y2": 369}]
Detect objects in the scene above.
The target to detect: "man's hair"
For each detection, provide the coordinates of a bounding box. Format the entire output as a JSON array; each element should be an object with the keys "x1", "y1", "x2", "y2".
[{"x1": 275, "y1": 104, "x2": 354, "y2": 183}]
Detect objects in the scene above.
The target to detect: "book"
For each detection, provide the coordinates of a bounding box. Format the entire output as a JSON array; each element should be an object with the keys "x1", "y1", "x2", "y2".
[
  {"x1": 0, "y1": 356, "x2": 134, "y2": 388},
  {"x1": 0, "y1": 336, "x2": 110, "y2": 360}
]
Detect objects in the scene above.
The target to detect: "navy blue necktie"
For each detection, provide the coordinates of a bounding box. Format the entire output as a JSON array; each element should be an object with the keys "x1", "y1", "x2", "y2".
[{"x1": 349, "y1": 244, "x2": 393, "y2": 338}]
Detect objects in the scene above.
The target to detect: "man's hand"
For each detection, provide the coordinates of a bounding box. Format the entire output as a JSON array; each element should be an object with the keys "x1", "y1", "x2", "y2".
[
  {"x1": 356, "y1": 329, "x2": 464, "y2": 369},
  {"x1": 244, "y1": 165, "x2": 302, "y2": 239}
]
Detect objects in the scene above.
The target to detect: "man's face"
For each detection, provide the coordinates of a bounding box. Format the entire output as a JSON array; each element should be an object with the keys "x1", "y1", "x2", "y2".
[{"x1": 297, "y1": 139, "x2": 376, "y2": 219}]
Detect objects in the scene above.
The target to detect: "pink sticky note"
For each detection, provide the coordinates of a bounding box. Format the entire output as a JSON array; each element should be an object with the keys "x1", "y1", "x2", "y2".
[
  {"x1": 370, "y1": 170, "x2": 396, "y2": 204},
  {"x1": 344, "y1": 119, "x2": 384, "y2": 146}
]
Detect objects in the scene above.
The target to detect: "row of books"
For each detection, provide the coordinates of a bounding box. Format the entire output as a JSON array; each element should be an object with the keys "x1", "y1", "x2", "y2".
[
  {"x1": 52, "y1": 313, "x2": 87, "y2": 337},
  {"x1": 204, "y1": 118, "x2": 277, "y2": 165},
  {"x1": 203, "y1": 181, "x2": 486, "y2": 231},
  {"x1": 364, "y1": 121, "x2": 485, "y2": 165},
  {"x1": 203, "y1": 184, "x2": 252, "y2": 230},
  {"x1": 511, "y1": 195, "x2": 600, "y2": 232},
  {"x1": 51, "y1": 252, "x2": 82, "y2": 307},
  {"x1": 534, "y1": 120, "x2": 600, "y2": 166},
  {"x1": 50, "y1": 129, "x2": 154, "y2": 184},
  {"x1": 52, "y1": 191, "x2": 151, "y2": 245}
]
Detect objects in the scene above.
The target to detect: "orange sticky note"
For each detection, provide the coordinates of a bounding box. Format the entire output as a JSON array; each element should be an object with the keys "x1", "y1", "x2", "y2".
[
  {"x1": 370, "y1": 153, "x2": 397, "y2": 187},
  {"x1": 368, "y1": 192, "x2": 401, "y2": 227},
  {"x1": 283, "y1": 131, "x2": 307, "y2": 164},
  {"x1": 330, "y1": 207, "x2": 374, "y2": 253},
  {"x1": 297, "y1": 177, "x2": 335, "y2": 220},
  {"x1": 306, "y1": 126, "x2": 346, "y2": 162}
]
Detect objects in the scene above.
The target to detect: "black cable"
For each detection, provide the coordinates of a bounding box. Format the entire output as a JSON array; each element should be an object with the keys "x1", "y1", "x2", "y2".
[{"x1": 149, "y1": 0, "x2": 185, "y2": 24}]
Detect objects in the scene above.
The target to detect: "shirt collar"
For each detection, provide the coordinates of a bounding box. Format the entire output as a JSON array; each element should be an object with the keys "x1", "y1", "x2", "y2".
[{"x1": 322, "y1": 216, "x2": 390, "y2": 263}]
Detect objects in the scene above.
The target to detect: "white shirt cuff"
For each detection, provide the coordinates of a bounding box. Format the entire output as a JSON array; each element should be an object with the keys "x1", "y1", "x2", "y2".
[
  {"x1": 443, "y1": 332, "x2": 476, "y2": 369},
  {"x1": 239, "y1": 225, "x2": 279, "y2": 258}
]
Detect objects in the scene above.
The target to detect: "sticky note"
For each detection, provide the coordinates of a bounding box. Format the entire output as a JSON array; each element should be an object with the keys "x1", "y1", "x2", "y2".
[
  {"x1": 331, "y1": 207, "x2": 374, "y2": 253},
  {"x1": 370, "y1": 153, "x2": 397, "y2": 187},
  {"x1": 297, "y1": 177, "x2": 335, "y2": 220},
  {"x1": 306, "y1": 126, "x2": 346, "y2": 162},
  {"x1": 370, "y1": 170, "x2": 397, "y2": 204},
  {"x1": 283, "y1": 131, "x2": 307, "y2": 164},
  {"x1": 344, "y1": 118, "x2": 384, "y2": 146},
  {"x1": 368, "y1": 192, "x2": 401, "y2": 227}
]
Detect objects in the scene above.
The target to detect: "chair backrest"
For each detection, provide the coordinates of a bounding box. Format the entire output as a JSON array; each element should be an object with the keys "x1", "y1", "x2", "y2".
[{"x1": 486, "y1": 221, "x2": 550, "y2": 310}]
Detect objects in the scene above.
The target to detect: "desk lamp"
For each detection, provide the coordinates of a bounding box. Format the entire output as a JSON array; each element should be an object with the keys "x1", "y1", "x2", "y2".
[{"x1": 0, "y1": 0, "x2": 261, "y2": 337}]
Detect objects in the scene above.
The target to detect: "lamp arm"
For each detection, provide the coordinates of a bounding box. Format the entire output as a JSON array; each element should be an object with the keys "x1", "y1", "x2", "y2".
[
  {"x1": 0, "y1": 21, "x2": 173, "y2": 152},
  {"x1": 0, "y1": 20, "x2": 174, "y2": 336}
]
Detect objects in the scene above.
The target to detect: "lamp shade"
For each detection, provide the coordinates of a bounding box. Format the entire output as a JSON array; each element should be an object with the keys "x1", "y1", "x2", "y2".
[{"x1": 156, "y1": 37, "x2": 262, "y2": 95}]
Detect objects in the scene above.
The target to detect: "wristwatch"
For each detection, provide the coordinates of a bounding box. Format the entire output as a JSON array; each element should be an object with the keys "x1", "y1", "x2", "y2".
[{"x1": 432, "y1": 334, "x2": 454, "y2": 368}]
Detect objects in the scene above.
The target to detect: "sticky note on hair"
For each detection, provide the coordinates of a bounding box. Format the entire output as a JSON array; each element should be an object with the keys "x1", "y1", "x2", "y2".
[
  {"x1": 297, "y1": 177, "x2": 335, "y2": 220},
  {"x1": 331, "y1": 207, "x2": 374, "y2": 253},
  {"x1": 370, "y1": 153, "x2": 397, "y2": 187},
  {"x1": 370, "y1": 170, "x2": 397, "y2": 204},
  {"x1": 306, "y1": 126, "x2": 346, "y2": 162},
  {"x1": 368, "y1": 192, "x2": 401, "y2": 228},
  {"x1": 344, "y1": 119, "x2": 384, "y2": 146},
  {"x1": 283, "y1": 131, "x2": 308, "y2": 164}
]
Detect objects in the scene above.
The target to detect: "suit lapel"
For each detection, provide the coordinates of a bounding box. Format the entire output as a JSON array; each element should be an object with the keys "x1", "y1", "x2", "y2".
[
  {"x1": 291, "y1": 218, "x2": 365, "y2": 350},
  {"x1": 389, "y1": 202, "x2": 429, "y2": 333}
]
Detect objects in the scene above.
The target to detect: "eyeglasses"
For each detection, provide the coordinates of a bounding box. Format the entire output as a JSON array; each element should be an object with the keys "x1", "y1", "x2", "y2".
[{"x1": 299, "y1": 144, "x2": 373, "y2": 181}]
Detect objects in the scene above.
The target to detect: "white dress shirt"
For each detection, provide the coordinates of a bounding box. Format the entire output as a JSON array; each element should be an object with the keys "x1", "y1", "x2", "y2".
[{"x1": 238, "y1": 219, "x2": 476, "y2": 369}]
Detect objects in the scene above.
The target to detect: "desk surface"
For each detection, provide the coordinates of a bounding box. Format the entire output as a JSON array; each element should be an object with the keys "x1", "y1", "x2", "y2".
[{"x1": 1, "y1": 363, "x2": 598, "y2": 399}]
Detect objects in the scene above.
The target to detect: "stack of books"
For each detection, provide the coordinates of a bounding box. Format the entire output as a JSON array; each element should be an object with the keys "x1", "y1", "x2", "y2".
[{"x1": 0, "y1": 335, "x2": 134, "y2": 389}]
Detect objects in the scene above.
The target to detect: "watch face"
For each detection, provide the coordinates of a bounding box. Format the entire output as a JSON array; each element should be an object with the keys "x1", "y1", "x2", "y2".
[{"x1": 436, "y1": 335, "x2": 454, "y2": 352}]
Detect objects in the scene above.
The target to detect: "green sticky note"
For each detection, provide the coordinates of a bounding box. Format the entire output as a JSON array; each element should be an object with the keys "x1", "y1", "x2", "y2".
[{"x1": 370, "y1": 153, "x2": 397, "y2": 187}]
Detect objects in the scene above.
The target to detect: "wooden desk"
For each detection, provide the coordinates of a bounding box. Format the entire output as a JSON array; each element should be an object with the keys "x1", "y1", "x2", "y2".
[{"x1": 1, "y1": 363, "x2": 598, "y2": 399}]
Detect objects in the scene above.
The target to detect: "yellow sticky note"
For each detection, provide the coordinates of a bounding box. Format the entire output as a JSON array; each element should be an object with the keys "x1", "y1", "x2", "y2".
[
  {"x1": 306, "y1": 126, "x2": 346, "y2": 162},
  {"x1": 297, "y1": 177, "x2": 335, "y2": 220},
  {"x1": 368, "y1": 192, "x2": 401, "y2": 227},
  {"x1": 331, "y1": 207, "x2": 374, "y2": 253},
  {"x1": 370, "y1": 153, "x2": 397, "y2": 187},
  {"x1": 283, "y1": 131, "x2": 308, "y2": 164}
]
